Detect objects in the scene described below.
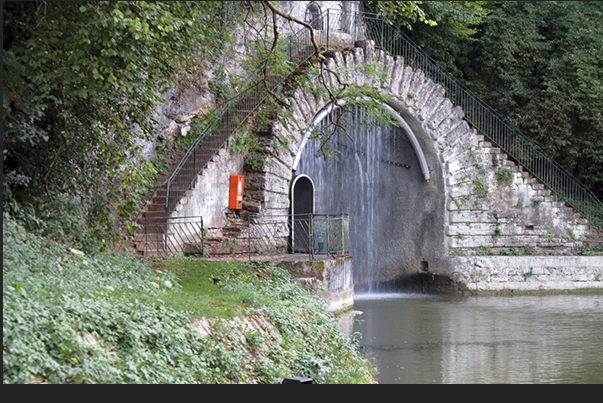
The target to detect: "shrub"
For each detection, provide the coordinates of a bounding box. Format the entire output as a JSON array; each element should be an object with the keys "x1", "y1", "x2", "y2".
[
  {"x1": 496, "y1": 168, "x2": 514, "y2": 187},
  {"x1": 3, "y1": 214, "x2": 374, "y2": 384}
]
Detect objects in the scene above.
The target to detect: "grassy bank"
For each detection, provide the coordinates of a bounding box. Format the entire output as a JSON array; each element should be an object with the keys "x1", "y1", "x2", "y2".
[{"x1": 3, "y1": 214, "x2": 375, "y2": 384}]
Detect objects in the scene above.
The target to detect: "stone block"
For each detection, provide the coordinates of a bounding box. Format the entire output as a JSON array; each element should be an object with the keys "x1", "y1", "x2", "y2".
[
  {"x1": 388, "y1": 57, "x2": 406, "y2": 96},
  {"x1": 381, "y1": 55, "x2": 395, "y2": 89},
  {"x1": 426, "y1": 98, "x2": 454, "y2": 132},
  {"x1": 450, "y1": 211, "x2": 498, "y2": 224},
  {"x1": 398, "y1": 65, "x2": 416, "y2": 100},
  {"x1": 420, "y1": 84, "x2": 446, "y2": 120}
]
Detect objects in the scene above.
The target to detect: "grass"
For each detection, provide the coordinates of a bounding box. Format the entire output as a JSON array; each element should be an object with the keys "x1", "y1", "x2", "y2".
[{"x1": 147, "y1": 257, "x2": 271, "y2": 319}]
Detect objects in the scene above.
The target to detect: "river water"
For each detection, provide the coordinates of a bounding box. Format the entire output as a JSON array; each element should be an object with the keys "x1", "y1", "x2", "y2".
[{"x1": 340, "y1": 292, "x2": 603, "y2": 384}]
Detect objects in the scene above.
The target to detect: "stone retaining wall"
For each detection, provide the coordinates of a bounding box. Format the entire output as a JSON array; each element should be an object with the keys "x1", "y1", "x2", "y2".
[
  {"x1": 168, "y1": 39, "x2": 602, "y2": 287},
  {"x1": 451, "y1": 256, "x2": 603, "y2": 293}
]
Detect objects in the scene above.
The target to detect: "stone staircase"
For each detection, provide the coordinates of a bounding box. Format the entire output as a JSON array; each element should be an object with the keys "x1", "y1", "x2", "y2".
[
  {"x1": 130, "y1": 188, "x2": 165, "y2": 257},
  {"x1": 446, "y1": 134, "x2": 603, "y2": 256}
]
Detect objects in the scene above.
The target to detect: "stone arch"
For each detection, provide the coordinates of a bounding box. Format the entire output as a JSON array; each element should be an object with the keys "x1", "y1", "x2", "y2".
[
  {"x1": 290, "y1": 93, "x2": 448, "y2": 291},
  {"x1": 292, "y1": 97, "x2": 432, "y2": 183},
  {"x1": 241, "y1": 40, "x2": 600, "y2": 288}
]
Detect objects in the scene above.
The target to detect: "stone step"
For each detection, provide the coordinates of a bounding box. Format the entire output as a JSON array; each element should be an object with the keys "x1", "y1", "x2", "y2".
[
  {"x1": 153, "y1": 196, "x2": 167, "y2": 205},
  {"x1": 135, "y1": 241, "x2": 165, "y2": 251},
  {"x1": 142, "y1": 210, "x2": 166, "y2": 219},
  {"x1": 147, "y1": 203, "x2": 166, "y2": 212},
  {"x1": 137, "y1": 249, "x2": 165, "y2": 257}
]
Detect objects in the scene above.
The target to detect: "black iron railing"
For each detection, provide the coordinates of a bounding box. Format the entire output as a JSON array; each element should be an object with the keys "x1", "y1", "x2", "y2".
[
  {"x1": 123, "y1": 216, "x2": 204, "y2": 257},
  {"x1": 248, "y1": 214, "x2": 350, "y2": 260}
]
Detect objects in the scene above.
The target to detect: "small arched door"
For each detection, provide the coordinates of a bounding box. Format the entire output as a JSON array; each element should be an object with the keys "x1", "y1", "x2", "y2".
[
  {"x1": 305, "y1": 2, "x2": 323, "y2": 30},
  {"x1": 291, "y1": 175, "x2": 315, "y2": 253}
]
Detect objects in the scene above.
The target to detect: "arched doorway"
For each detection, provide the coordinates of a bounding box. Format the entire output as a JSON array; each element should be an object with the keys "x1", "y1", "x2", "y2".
[
  {"x1": 291, "y1": 174, "x2": 315, "y2": 253},
  {"x1": 305, "y1": 2, "x2": 323, "y2": 30}
]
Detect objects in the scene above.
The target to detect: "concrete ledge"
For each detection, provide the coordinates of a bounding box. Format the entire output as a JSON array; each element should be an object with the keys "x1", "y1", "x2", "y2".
[
  {"x1": 272, "y1": 256, "x2": 355, "y2": 312},
  {"x1": 451, "y1": 256, "x2": 603, "y2": 293}
]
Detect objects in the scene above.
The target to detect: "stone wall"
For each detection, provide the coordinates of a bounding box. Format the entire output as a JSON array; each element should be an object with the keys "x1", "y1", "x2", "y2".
[
  {"x1": 171, "y1": 147, "x2": 245, "y2": 231},
  {"x1": 452, "y1": 256, "x2": 603, "y2": 293},
  {"x1": 273, "y1": 256, "x2": 355, "y2": 312}
]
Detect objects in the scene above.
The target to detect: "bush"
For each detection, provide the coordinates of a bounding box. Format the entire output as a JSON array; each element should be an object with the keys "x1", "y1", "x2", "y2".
[{"x1": 3, "y1": 214, "x2": 374, "y2": 384}]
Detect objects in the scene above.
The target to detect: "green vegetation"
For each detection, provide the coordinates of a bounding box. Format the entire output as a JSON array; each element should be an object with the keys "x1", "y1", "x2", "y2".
[
  {"x1": 578, "y1": 243, "x2": 603, "y2": 256},
  {"x1": 473, "y1": 177, "x2": 489, "y2": 200},
  {"x1": 473, "y1": 1, "x2": 603, "y2": 200},
  {"x1": 149, "y1": 257, "x2": 271, "y2": 319},
  {"x1": 496, "y1": 168, "x2": 514, "y2": 187},
  {"x1": 3, "y1": 1, "x2": 230, "y2": 245},
  {"x1": 3, "y1": 214, "x2": 375, "y2": 384}
]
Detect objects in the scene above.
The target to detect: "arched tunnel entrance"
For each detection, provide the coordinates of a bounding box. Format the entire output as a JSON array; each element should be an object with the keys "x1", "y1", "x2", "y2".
[{"x1": 292, "y1": 100, "x2": 449, "y2": 294}]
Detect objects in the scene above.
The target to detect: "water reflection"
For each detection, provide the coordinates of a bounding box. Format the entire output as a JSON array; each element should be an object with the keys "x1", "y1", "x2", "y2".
[{"x1": 346, "y1": 293, "x2": 603, "y2": 384}]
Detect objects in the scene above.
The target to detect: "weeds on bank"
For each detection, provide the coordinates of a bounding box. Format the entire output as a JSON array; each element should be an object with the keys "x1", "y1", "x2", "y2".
[{"x1": 3, "y1": 214, "x2": 374, "y2": 384}]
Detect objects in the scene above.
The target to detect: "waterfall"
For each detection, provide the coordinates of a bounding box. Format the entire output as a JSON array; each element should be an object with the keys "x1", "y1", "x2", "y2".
[{"x1": 296, "y1": 106, "x2": 424, "y2": 293}]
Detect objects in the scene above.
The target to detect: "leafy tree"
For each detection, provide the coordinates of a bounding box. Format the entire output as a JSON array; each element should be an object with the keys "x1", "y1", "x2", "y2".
[
  {"x1": 365, "y1": 1, "x2": 493, "y2": 78},
  {"x1": 364, "y1": 1, "x2": 438, "y2": 29},
  {"x1": 469, "y1": 1, "x2": 603, "y2": 199},
  {"x1": 3, "y1": 1, "x2": 226, "y2": 247}
]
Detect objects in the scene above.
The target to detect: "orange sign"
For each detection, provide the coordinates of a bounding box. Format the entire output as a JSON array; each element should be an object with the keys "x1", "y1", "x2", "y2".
[{"x1": 229, "y1": 176, "x2": 245, "y2": 210}]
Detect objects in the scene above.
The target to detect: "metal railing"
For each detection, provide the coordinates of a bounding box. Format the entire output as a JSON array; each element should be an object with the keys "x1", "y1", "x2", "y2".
[
  {"x1": 357, "y1": 12, "x2": 603, "y2": 231},
  {"x1": 122, "y1": 216, "x2": 204, "y2": 257},
  {"x1": 248, "y1": 214, "x2": 350, "y2": 260},
  {"x1": 165, "y1": 8, "x2": 602, "y2": 232}
]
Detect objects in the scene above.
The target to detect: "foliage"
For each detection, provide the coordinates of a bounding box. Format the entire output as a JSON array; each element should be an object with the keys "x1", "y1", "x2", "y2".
[
  {"x1": 208, "y1": 68, "x2": 233, "y2": 102},
  {"x1": 473, "y1": 177, "x2": 489, "y2": 200},
  {"x1": 468, "y1": 1, "x2": 603, "y2": 200},
  {"x1": 3, "y1": 215, "x2": 375, "y2": 384},
  {"x1": 365, "y1": 1, "x2": 438, "y2": 29},
  {"x1": 387, "y1": 1, "x2": 494, "y2": 78},
  {"x1": 220, "y1": 264, "x2": 376, "y2": 384},
  {"x1": 3, "y1": 1, "x2": 226, "y2": 244},
  {"x1": 496, "y1": 168, "x2": 515, "y2": 187}
]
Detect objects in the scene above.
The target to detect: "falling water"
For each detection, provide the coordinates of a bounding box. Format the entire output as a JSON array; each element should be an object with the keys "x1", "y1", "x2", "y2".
[{"x1": 295, "y1": 106, "x2": 429, "y2": 294}]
